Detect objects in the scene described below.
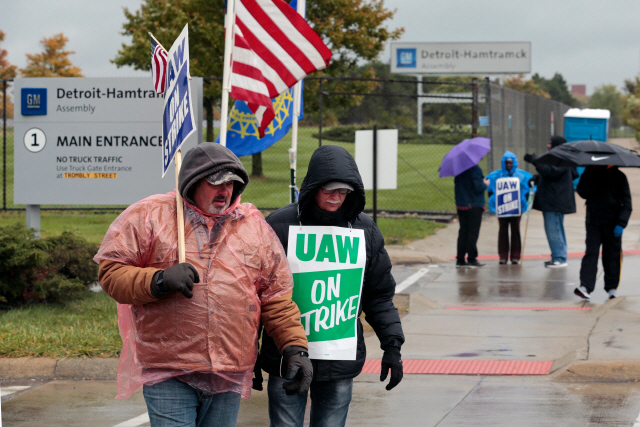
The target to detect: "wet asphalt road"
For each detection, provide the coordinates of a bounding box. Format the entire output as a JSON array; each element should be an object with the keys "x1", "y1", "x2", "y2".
[{"x1": 3, "y1": 258, "x2": 640, "y2": 426}]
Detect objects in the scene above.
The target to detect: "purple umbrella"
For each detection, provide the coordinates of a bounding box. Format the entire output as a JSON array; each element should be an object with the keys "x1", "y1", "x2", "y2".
[{"x1": 439, "y1": 137, "x2": 491, "y2": 178}]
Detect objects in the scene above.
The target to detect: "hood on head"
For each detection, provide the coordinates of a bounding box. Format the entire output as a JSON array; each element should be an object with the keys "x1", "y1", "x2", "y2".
[
  {"x1": 501, "y1": 151, "x2": 518, "y2": 174},
  {"x1": 550, "y1": 136, "x2": 566, "y2": 148},
  {"x1": 298, "y1": 145, "x2": 365, "y2": 223},
  {"x1": 178, "y1": 142, "x2": 250, "y2": 206}
]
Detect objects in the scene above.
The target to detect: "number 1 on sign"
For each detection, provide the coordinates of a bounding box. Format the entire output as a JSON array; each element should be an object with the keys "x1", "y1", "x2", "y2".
[{"x1": 24, "y1": 128, "x2": 46, "y2": 153}]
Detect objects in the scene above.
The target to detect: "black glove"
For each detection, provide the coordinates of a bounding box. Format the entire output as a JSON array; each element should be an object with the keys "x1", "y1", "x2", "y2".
[
  {"x1": 380, "y1": 346, "x2": 403, "y2": 391},
  {"x1": 150, "y1": 262, "x2": 200, "y2": 299},
  {"x1": 523, "y1": 153, "x2": 536, "y2": 163},
  {"x1": 282, "y1": 345, "x2": 313, "y2": 396},
  {"x1": 252, "y1": 353, "x2": 264, "y2": 391}
]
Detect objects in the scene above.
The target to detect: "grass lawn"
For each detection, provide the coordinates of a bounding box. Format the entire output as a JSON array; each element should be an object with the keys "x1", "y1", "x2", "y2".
[{"x1": 0, "y1": 291, "x2": 121, "y2": 358}]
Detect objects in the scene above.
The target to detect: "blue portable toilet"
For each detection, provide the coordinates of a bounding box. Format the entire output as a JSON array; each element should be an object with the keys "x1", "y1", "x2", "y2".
[
  {"x1": 564, "y1": 108, "x2": 610, "y2": 142},
  {"x1": 564, "y1": 108, "x2": 611, "y2": 187}
]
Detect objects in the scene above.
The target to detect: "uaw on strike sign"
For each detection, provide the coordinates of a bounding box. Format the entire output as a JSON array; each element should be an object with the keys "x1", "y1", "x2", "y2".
[
  {"x1": 162, "y1": 24, "x2": 197, "y2": 177},
  {"x1": 288, "y1": 226, "x2": 366, "y2": 360},
  {"x1": 495, "y1": 177, "x2": 521, "y2": 217}
]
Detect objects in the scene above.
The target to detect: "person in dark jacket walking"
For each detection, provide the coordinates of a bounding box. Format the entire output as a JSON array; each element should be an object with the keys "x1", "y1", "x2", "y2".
[
  {"x1": 575, "y1": 165, "x2": 632, "y2": 300},
  {"x1": 256, "y1": 145, "x2": 405, "y2": 427},
  {"x1": 454, "y1": 164, "x2": 487, "y2": 267},
  {"x1": 524, "y1": 136, "x2": 579, "y2": 268}
]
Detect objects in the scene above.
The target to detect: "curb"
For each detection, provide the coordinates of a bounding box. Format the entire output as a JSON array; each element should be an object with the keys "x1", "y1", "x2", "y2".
[{"x1": 0, "y1": 358, "x2": 118, "y2": 380}]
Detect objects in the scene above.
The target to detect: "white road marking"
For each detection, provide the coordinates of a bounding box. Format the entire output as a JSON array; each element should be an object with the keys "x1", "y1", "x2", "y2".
[
  {"x1": 0, "y1": 386, "x2": 30, "y2": 397},
  {"x1": 395, "y1": 268, "x2": 429, "y2": 293},
  {"x1": 633, "y1": 410, "x2": 640, "y2": 427},
  {"x1": 113, "y1": 413, "x2": 150, "y2": 427}
]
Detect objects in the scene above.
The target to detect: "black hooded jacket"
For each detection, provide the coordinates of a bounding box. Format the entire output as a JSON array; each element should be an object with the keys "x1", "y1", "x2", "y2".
[
  {"x1": 577, "y1": 166, "x2": 632, "y2": 227},
  {"x1": 259, "y1": 145, "x2": 405, "y2": 382}
]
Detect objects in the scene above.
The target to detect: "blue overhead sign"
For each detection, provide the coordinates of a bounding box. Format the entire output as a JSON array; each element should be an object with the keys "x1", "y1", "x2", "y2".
[
  {"x1": 21, "y1": 88, "x2": 47, "y2": 115},
  {"x1": 162, "y1": 24, "x2": 196, "y2": 177}
]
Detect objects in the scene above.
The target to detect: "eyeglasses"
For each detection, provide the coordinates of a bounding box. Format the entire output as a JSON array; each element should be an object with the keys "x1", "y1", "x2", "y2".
[{"x1": 321, "y1": 187, "x2": 351, "y2": 195}]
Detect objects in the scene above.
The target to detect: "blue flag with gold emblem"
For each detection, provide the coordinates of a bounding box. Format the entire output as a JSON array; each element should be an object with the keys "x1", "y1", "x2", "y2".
[{"x1": 215, "y1": 83, "x2": 303, "y2": 156}]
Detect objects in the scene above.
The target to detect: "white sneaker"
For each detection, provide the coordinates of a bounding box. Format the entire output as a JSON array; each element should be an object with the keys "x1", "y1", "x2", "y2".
[
  {"x1": 545, "y1": 261, "x2": 568, "y2": 268},
  {"x1": 608, "y1": 289, "x2": 618, "y2": 299},
  {"x1": 574, "y1": 286, "x2": 591, "y2": 300}
]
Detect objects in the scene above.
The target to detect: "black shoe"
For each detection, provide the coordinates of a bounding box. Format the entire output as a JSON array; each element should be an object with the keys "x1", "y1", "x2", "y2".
[
  {"x1": 499, "y1": 260, "x2": 507, "y2": 265},
  {"x1": 574, "y1": 286, "x2": 591, "y2": 300},
  {"x1": 467, "y1": 260, "x2": 485, "y2": 268},
  {"x1": 511, "y1": 260, "x2": 520, "y2": 265},
  {"x1": 456, "y1": 261, "x2": 468, "y2": 268}
]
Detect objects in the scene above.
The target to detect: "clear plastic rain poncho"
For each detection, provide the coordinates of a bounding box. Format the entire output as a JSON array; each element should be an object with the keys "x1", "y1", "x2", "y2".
[{"x1": 94, "y1": 192, "x2": 294, "y2": 399}]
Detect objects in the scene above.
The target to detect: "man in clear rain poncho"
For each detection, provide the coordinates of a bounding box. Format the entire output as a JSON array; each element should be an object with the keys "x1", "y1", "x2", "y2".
[{"x1": 94, "y1": 142, "x2": 312, "y2": 427}]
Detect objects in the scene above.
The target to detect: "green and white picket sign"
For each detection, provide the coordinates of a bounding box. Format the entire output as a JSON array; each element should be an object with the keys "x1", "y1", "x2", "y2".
[{"x1": 288, "y1": 226, "x2": 366, "y2": 360}]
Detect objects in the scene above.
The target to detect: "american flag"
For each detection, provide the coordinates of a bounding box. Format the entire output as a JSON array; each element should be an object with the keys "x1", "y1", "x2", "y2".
[
  {"x1": 150, "y1": 36, "x2": 168, "y2": 94},
  {"x1": 229, "y1": 0, "x2": 331, "y2": 137}
]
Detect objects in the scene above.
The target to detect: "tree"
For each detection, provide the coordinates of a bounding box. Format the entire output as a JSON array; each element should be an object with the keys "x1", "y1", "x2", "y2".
[
  {"x1": 20, "y1": 33, "x2": 83, "y2": 77},
  {"x1": 0, "y1": 30, "x2": 17, "y2": 79},
  {"x1": 623, "y1": 76, "x2": 640, "y2": 140},
  {"x1": 0, "y1": 30, "x2": 17, "y2": 119},
  {"x1": 588, "y1": 84, "x2": 624, "y2": 128},
  {"x1": 532, "y1": 73, "x2": 577, "y2": 107},
  {"x1": 504, "y1": 74, "x2": 550, "y2": 98},
  {"x1": 112, "y1": 0, "x2": 403, "y2": 138}
]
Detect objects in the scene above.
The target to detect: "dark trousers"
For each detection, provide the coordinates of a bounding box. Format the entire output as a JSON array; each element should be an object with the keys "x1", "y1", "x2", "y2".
[
  {"x1": 457, "y1": 208, "x2": 483, "y2": 263},
  {"x1": 579, "y1": 222, "x2": 622, "y2": 293},
  {"x1": 498, "y1": 216, "x2": 522, "y2": 262}
]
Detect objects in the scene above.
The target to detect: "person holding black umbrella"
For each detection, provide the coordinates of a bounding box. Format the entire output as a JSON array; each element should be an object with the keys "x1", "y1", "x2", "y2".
[
  {"x1": 524, "y1": 136, "x2": 579, "y2": 268},
  {"x1": 575, "y1": 165, "x2": 632, "y2": 300}
]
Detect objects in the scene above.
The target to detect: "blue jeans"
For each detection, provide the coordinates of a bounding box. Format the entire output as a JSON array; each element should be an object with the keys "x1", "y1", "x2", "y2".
[
  {"x1": 143, "y1": 378, "x2": 241, "y2": 427},
  {"x1": 267, "y1": 376, "x2": 353, "y2": 427},
  {"x1": 543, "y1": 211, "x2": 567, "y2": 262}
]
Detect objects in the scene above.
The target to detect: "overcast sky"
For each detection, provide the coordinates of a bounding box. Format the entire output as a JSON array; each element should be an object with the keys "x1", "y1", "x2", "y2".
[{"x1": 3, "y1": 0, "x2": 640, "y2": 95}]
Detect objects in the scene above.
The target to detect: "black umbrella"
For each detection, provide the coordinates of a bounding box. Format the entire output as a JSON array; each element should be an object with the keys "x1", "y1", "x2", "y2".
[{"x1": 532, "y1": 140, "x2": 640, "y2": 168}]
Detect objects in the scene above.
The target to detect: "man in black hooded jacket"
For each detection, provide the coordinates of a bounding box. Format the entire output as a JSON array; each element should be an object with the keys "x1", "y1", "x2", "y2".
[
  {"x1": 575, "y1": 165, "x2": 632, "y2": 300},
  {"x1": 255, "y1": 145, "x2": 405, "y2": 427}
]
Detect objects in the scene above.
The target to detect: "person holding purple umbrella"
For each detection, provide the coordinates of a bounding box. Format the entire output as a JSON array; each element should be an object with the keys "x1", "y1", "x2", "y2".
[
  {"x1": 454, "y1": 164, "x2": 487, "y2": 267},
  {"x1": 440, "y1": 137, "x2": 492, "y2": 268}
]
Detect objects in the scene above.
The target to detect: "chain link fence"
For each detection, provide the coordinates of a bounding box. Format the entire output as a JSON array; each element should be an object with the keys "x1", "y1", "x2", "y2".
[
  {"x1": 1, "y1": 77, "x2": 571, "y2": 214},
  {"x1": 486, "y1": 82, "x2": 571, "y2": 175}
]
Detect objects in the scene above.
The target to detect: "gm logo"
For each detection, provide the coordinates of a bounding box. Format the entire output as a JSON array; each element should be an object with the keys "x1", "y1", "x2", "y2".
[
  {"x1": 21, "y1": 88, "x2": 47, "y2": 116},
  {"x1": 396, "y1": 48, "x2": 416, "y2": 68}
]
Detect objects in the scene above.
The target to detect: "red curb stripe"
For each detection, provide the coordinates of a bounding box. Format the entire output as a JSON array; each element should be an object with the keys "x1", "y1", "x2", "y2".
[
  {"x1": 363, "y1": 359, "x2": 553, "y2": 375},
  {"x1": 445, "y1": 306, "x2": 590, "y2": 311}
]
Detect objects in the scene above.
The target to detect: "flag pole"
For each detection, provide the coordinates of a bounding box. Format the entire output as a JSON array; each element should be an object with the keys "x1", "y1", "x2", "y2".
[
  {"x1": 219, "y1": 0, "x2": 237, "y2": 147},
  {"x1": 288, "y1": 0, "x2": 305, "y2": 203}
]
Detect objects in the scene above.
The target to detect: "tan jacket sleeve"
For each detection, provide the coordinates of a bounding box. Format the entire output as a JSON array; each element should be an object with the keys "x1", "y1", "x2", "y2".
[
  {"x1": 261, "y1": 291, "x2": 308, "y2": 352},
  {"x1": 99, "y1": 260, "x2": 160, "y2": 305}
]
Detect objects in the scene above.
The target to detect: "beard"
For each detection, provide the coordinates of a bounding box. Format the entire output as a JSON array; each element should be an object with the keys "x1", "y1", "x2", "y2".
[{"x1": 206, "y1": 197, "x2": 230, "y2": 214}]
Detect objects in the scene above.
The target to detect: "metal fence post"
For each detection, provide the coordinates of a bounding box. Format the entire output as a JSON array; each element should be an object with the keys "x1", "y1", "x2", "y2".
[
  {"x1": 372, "y1": 124, "x2": 377, "y2": 224},
  {"x1": 484, "y1": 77, "x2": 493, "y2": 171},
  {"x1": 3, "y1": 79, "x2": 6, "y2": 211},
  {"x1": 471, "y1": 77, "x2": 478, "y2": 138}
]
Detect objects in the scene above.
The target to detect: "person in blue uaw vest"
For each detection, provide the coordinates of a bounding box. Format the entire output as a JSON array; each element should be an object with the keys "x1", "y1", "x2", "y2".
[{"x1": 485, "y1": 151, "x2": 533, "y2": 264}]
